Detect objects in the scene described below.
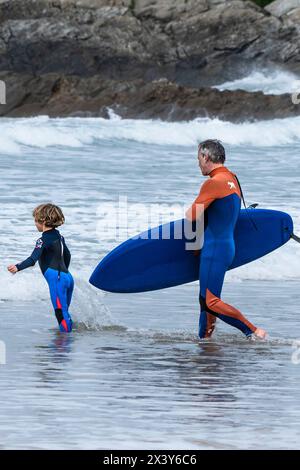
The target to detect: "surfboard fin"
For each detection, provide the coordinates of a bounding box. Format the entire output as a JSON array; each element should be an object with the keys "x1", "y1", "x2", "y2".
[
  {"x1": 247, "y1": 203, "x2": 259, "y2": 209},
  {"x1": 291, "y1": 233, "x2": 300, "y2": 244}
]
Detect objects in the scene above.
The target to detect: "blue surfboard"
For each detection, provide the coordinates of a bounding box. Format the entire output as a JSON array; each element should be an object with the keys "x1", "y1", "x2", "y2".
[{"x1": 89, "y1": 208, "x2": 293, "y2": 293}]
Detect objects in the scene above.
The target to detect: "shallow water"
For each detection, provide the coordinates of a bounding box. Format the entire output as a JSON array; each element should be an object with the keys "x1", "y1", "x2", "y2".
[
  {"x1": 1, "y1": 280, "x2": 300, "y2": 449},
  {"x1": 0, "y1": 113, "x2": 300, "y2": 449}
]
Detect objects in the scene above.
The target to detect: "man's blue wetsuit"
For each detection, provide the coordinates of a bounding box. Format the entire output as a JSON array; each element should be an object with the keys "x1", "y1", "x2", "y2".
[
  {"x1": 16, "y1": 229, "x2": 74, "y2": 332},
  {"x1": 187, "y1": 166, "x2": 257, "y2": 339}
]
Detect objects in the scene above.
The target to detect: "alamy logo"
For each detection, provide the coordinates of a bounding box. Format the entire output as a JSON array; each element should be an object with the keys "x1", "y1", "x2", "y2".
[
  {"x1": 228, "y1": 181, "x2": 236, "y2": 190},
  {"x1": 0, "y1": 340, "x2": 6, "y2": 365},
  {"x1": 0, "y1": 80, "x2": 6, "y2": 104},
  {"x1": 291, "y1": 340, "x2": 300, "y2": 365},
  {"x1": 96, "y1": 196, "x2": 205, "y2": 250}
]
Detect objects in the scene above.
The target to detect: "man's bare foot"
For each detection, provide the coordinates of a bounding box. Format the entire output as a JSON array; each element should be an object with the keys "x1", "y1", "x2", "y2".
[{"x1": 254, "y1": 328, "x2": 267, "y2": 339}]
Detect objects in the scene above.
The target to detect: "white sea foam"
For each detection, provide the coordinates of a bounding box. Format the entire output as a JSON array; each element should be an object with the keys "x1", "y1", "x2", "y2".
[
  {"x1": 214, "y1": 69, "x2": 300, "y2": 95},
  {"x1": 0, "y1": 270, "x2": 114, "y2": 329},
  {"x1": 227, "y1": 241, "x2": 300, "y2": 282},
  {"x1": 1, "y1": 114, "x2": 300, "y2": 155},
  {"x1": 71, "y1": 277, "x2": 113, "y2": 329}
]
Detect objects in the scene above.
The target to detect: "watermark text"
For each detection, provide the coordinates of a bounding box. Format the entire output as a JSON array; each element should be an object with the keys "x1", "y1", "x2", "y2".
[
  {"x1": 0, "y1": 80, "x2": 6, "y2": 104},
  {"x1": 96, "y1": 196, "x2": 204, "y2": 250},
  {"x1": 0, "y1": 340, "x2": 6, "y2": 365}
]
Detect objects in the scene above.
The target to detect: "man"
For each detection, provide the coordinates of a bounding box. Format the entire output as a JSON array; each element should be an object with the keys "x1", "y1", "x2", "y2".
[{"x1": 186, "y1": 140, "x2": 266, "y2": 340}]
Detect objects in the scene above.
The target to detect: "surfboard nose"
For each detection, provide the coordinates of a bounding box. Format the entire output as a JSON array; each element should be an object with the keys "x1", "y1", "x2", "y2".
[
  {"x1": 89, "y1": 256, "x2": 113, "y2": 292},
  {"x1": 89, "y1": 268, "x2": 101, "y2": 289}
]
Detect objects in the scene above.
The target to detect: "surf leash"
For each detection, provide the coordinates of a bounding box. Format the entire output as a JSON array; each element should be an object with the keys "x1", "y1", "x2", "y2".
[
  {"x1": 234, "y1": 175, "x2": 258, "y2": 231},
  {"x1": 291, "y1": 232, "x2": 300, "y2": 243}
]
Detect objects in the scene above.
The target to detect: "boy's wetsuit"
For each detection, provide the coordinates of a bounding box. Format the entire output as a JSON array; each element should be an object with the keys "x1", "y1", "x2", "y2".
[
  {"x1": 16, "y1": 228, "x2": 74, "y2": 332},
  {"x1": 187, "y1": 166, "x2": 257, "y2": 339}
]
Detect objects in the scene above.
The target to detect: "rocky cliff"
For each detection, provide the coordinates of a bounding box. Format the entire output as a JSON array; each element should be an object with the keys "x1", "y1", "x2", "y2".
[{"x1": 1, "y1": 0, "x2": 300, "y2": 120}]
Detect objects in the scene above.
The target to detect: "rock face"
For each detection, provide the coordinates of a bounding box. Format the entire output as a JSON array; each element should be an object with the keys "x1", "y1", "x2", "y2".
[
  {"x1": 1, "y1": 0, "x2": 300, "y2": 120},
  {"x1": 266, "y1": 0, "x2": 300, "y2": 24},
  {"x1": 266, "y1": 0, "x2": 300, "y2": 17},
  {"x1": 2, "y1": 0, "x2": 298, "y2": 86},
  {"x1": 1, "y1": 72, "x2": 299, "y2": 121}
]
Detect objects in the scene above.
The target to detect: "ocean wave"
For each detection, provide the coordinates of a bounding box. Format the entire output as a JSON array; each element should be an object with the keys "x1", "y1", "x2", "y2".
[
  {"x1": 1, "y1": 113, "x2": 300, "y2": 153},
  {"x1": 214, "y1": 69, "x2": 300, "y2": 95},
  {"x1": 227, "y1": 241, "x2": 300, "y2": 282}
]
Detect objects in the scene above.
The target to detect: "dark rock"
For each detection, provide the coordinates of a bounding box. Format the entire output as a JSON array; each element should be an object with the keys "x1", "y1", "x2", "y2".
[
  {"x1": 1, "y1": 72, "x2": 299, "y2": 122},
  {"x1": 0, "y1": 0, "x2": 300, "y2": 84},
  {"x1": 1, "y1": 0, "x2": 300, "y2": 120}
]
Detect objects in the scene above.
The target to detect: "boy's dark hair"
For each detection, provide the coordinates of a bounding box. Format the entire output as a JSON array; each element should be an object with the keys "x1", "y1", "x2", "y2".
[
  {"x1": 33, "y1": 204, "x2": 65, "y2": 228},
  {"x1": 198, "y1": 139, "x2": 226, "y2": 164}
]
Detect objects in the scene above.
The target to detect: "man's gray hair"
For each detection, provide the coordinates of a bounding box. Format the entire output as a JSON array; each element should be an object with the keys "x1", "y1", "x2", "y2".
[{"x1": 198, "y1": 139, "x2": 226, "y2": 164}]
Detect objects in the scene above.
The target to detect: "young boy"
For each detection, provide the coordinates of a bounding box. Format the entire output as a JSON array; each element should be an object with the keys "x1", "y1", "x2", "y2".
[{"x1": 7, "y1": 204, "x2": 74, "y2": 332}]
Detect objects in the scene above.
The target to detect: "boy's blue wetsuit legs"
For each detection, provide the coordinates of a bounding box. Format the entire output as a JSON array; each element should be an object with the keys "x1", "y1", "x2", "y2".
[{"x1": 44, "y1": 268, "x2": 74, "y2": 332}]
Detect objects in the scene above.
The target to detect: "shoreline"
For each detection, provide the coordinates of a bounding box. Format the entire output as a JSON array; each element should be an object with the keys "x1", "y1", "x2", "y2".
[{"x1": 1, "y1": 74, "x2": 300, "y2": 122}]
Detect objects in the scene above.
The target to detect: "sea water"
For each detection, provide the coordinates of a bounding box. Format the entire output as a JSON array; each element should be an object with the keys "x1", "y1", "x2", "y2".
[{"x1": 0, "y1": 71, "x2": 300, "y2": 449}]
